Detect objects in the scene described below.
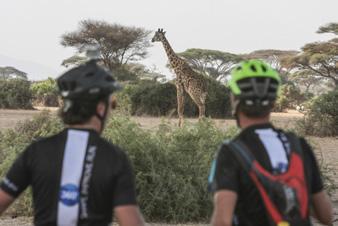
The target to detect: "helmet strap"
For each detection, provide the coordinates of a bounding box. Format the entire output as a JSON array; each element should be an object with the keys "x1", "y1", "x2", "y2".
[
  {"x1": 231, "y1": 94, "x2": 241, "y2": 128},
  {"x1": 234, "y1": 104, "x2": 241, "y2": 128}
]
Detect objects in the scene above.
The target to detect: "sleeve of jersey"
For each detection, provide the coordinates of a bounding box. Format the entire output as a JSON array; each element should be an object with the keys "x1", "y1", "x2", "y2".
[
  {"x1": 208, "y1": 145, "x2": 240, "y2": 193},
  {"x1": 112, "y1": 152, "x2": 137, "y2": 207},
  {"x1": 301, "y1": 138, "x2": 324, "y2": 194},
  {"x1": 0, "y1": 146, "x2": 31, "y2": 198}
]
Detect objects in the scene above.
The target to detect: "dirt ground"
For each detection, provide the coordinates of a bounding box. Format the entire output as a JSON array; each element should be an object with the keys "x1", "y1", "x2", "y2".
[{"x1": 0, "y1": 109, "x2": 337, "y2": 225}]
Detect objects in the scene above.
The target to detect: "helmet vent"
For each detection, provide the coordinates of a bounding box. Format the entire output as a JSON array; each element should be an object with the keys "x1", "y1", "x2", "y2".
[
  {"x1": 69, "y1": 81, "x2": 76, "y2": 91},
  {"x1": 261, "y1": 65, "x2": 267, "y2": 72},
  {"x1": 250, "y1": 65, "x2": 257, "y2": 72},
  {"x1": 89, "y1": 88, "x2": 100, "y2": 94},
  {"x1": 105, "y1": 76, "x2": 114, "y2": 82},
  {"x1": 262, "y1": 100, "x2": 269, "y2": 106},
  {"x1": 85, "y1": 72, "x2": 95, "y2": 77},
  {"x1": 245, "y1": 100, "x2": 254, "y2": 106},
  {"x1": 236, "y1": 66, "x2": 242, "y2": 71}
]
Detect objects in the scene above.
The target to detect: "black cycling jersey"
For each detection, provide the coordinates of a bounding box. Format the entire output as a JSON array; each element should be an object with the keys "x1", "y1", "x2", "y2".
[
  {"x1": 209, "y1": 123, "x2": 323, "y2": 226},
  {"x1": 0, "y1": 128, "x2": 137, "y2": 226}
]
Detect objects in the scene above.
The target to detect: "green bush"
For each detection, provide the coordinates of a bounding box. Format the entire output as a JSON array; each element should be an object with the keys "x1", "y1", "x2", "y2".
[
  {"x1": 104, "y1": 117, "x2": 236, "y2": 222},
  {"x1": 1, "y1": 112, "x2": 335, "y2": 222},
  {"x1": 0, "y1": 78, "x2": 32, "y2": 109},
  {"x1": 296, "y1": 89, "x2": 338, "y2": 136},
  {"x1": 274, "y1": 83, "x2": 305, "y2": 112},
  {"x1": 0, "y1": 112, "x2": 234, "y2": 222},
  {"x1": 119, "y1": 80, "x2": 178, "y2": 116},
  {"x1": 117, "y1": 79, "x2": 231, "y2": 118},
  {"x1": 114, "y1": 66, "x2": 139, "y2": 81},
  {"x1": 0, "y1": 111, "x2": 62, "y2": 215},
  {"x1": 30, "y1": 78, "x2": 59, "y2": 107}
]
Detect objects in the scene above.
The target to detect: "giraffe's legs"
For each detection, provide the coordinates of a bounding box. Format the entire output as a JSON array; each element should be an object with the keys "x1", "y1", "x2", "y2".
[
  {"x1": 189, "y1": 92, "x2": 207, "y2": 120},
  {"x1": 198, "y1": 92, "x2": 207, "y2": 119},
  {"x1": 198, "y1": 104, "x2": 206, "y2": 119},
  {"x1": 176, "y1": 83, "x2": 185, "y2": 127}
]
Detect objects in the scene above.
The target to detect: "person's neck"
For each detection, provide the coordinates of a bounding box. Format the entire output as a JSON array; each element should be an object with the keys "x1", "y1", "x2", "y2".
[
  {"x1": 239, "y1": 113, "x2": 270, "y2": 129},
  {"x1": 67, "y1": 118, "x2": 101, "y2": 133}
]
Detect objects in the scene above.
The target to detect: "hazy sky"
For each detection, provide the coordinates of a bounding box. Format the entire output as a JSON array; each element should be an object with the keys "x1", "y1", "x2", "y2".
[{"x1": 0, "y1": 0, "x2": 337, "y2": 79}]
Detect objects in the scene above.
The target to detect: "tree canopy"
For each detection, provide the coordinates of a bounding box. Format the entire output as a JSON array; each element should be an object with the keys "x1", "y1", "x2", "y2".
[
  {"x1": 0, "y1": 66, "x2": 27, "y2": 80},
  {"x1": 284, "y1": 24, "x2": 338, "y2": 87},
  {"x1": 61, "y1": 55, "x2": 87, "y2": 68},
  {"x1": 61, "y1": 20, "x2": 152, "y2": 71},
  {"x1": 177, "y1": 48, "x2": 242, "y2": 80},
  {"x1": 317, "y1": 22, "x2": 338, "y2": 35}
]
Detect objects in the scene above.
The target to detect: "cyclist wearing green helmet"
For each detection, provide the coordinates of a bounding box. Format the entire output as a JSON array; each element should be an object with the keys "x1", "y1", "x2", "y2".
[
  {"x1": 209, "y1": 60, "x2": 333, "y2": 226},
  {"x1": 228, "y1": 59, "x2": 281, "y2": 125}
]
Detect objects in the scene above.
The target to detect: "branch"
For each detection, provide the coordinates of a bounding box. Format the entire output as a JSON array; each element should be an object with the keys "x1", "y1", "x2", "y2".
[
  {"x1": 120, "y1": 47, "x2": 128, "y2": 65},
  {"x1": 305, "y1": 64, "x2": 329, "y2": 78}
]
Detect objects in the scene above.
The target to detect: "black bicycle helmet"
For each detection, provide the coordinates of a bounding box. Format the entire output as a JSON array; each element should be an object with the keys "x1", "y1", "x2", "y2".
[{"x1": 57, "y1": 59, "x2": 121, "y2": 100}]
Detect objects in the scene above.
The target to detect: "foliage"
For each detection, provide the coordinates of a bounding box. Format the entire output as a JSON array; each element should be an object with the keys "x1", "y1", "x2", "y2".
[
  {"x1": 317, "y1": 22, "x2": 338, "y2": 35},
  {"x1": 178, "y1": 48, "x2": 242, "y2": 80},
  {"x1": 0, "y1": 111, "x2": 63, "y2": 215},
  {"x1": 0, "y1": 78, "x2": 32, "y2": 109},
  {"x1": 117, "y1": 79, "x2": 231, "y2": 118},
  {"x1": 274, "y1": 83, "x2": 305, "y2": 112},
  {"x1": 30, "y1": 78, "x2": 59, "y2": 106},
  {"x1": 124, "y1": 63, "x2": 166, "y2": 82},
  {"x1": 296, "y1": 89, "x2": 338, "y2": 136},
  {"x1": 61, "y1": 55, "x2": 87, "y2": 68},
  {"x1": 0, "y1": 112, "x2": 336, "y2": 221},
  {"x1": 289, "y1": 70, "x2": 323, "y2": 93},
  {"x1": 118, "y1": 80, "x2": 178, "y2": 116},
  {"x1": 113, "y1": 64, "x2": 165, "y2": 82},
  {"x1": 0, "y1": 112, "x2": 233, "y2": 222},
  {"x1": 283, "y1": 23, "x2": 338, "y2": 87},
  {"x1": 61, "y1": 19, "x2": 152, "y2": 72},
  {"x1": 0, "y1": 66, "x2": 27, "y2": 80},
  {"x1": 104, "y1": 116, "x2": 233, "y2": 222}
]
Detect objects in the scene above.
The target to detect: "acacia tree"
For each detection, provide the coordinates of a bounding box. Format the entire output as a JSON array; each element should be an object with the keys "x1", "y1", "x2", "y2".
[
  {"x1": 61, "y1": 55, "x2": 87, "y2": 68},
  {"x1": 61, "y1": 20, "x2": 152, "y2": 71},
  {"x1": 284, "y1": 23, "x2": 338, "y2": 87},
  {"x1": 0, "y1": 66, "x2": 27, "y2": 80},
  {"x1": 317, "y1": 22, "x2": 338, "y2": 35},
  {"x1": 290, "y1": 70, "x2": 322, "y2": 93},
  {"x1": 177, "y1": 48, "x2": 242, "y2": 80}
]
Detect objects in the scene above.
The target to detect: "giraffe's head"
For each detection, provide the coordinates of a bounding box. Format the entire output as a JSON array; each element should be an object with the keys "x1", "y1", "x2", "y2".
[{"x1": 151, "y1": 28, "x2": 166, "y2": 42}]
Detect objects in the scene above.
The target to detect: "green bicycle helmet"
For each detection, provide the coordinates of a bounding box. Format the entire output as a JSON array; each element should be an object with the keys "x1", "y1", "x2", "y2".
[{"x1": 229, "y1": 59, "x2": 281, "y2": 116}]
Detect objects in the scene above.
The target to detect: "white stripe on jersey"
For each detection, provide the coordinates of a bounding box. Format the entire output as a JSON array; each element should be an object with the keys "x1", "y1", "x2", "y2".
[
  {"x1": 255, "y1": 128, "x2": 289, "y2": 173},
  {"x1": 57, "y1": 130, "x2": 89, "y2": 226}
]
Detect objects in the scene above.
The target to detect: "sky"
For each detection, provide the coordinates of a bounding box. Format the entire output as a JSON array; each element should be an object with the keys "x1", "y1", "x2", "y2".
[{"x1": 0, "y1": 0, "x2": 337, "y2": 80}]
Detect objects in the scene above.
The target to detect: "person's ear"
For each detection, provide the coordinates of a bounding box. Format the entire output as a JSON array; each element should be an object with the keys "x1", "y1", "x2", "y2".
[
  {"x1": 96, "y1": 101, "x2": 106, "y2": 117},
  {"x1": 111, "y1": 96, "x2": 117, "y2": 110}
]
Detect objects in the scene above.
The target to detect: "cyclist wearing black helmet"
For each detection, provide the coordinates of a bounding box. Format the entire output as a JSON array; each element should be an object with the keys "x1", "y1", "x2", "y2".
[
  {"x1": 0, "y1": 60, "x2": 145, "y2": 226},
  {"x1": 209, "y1": 60, "x2": 333, "y2": 226}
]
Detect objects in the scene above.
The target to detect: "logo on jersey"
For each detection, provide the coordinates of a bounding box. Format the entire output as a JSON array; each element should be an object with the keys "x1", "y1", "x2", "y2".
[{"x1": 59, "y1": 184, "x2": 79, "y2": 206}]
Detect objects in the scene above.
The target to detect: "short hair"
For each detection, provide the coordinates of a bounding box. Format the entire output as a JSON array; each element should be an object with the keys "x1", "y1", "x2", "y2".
[
  {"x1": 238, "y1": 101, "x2": 274, "y2": 118},
  {"x1": 59, "y1": 96, "x2": 108, "y2": 125}
]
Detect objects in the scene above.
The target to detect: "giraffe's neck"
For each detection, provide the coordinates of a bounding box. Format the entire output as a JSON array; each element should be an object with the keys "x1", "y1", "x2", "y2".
[{"x1": 160, "y1": 37, "x2": 182, "y2": 66}]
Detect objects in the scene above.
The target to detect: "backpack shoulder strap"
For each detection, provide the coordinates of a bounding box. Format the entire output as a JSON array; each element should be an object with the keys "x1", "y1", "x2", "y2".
[
  {"x1": 284, "y1": 132, "x2": 303, "y2": 156},
  {"x1": 225, "y1": 139, "x2": 256, "y2": 172}
]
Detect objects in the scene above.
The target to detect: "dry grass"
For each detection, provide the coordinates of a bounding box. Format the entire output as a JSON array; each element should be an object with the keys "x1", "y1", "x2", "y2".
[{"x1": 0, "y1": 109, "x2": 337, "y2": 225}]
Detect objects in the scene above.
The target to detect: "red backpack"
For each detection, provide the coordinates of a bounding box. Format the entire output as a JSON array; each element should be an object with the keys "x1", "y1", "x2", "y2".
[{"x1": 226, "y1": 133, "x2": 311, "y2": 226}]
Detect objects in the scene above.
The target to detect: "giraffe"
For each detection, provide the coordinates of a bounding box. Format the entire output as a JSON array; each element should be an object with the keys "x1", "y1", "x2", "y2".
[{"x1": 152, "y1": 28, "x2": 208, "y2": 127}]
